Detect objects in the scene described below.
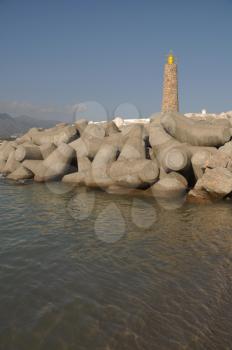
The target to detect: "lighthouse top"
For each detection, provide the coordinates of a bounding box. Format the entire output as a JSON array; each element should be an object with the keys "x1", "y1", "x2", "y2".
[{"x1": 167, "y1": 51, "x2": 175, "y2": 65}]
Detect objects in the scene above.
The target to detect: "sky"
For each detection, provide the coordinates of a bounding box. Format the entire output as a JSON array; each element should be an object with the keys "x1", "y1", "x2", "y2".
[{"x1": 0, "y1": 0, "x2": 232, "y2": 121}]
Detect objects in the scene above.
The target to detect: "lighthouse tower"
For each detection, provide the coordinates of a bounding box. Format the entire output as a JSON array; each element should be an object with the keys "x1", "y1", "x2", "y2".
[{"x1": 162, "y1": 52, "x2": 179, "y2": 113}]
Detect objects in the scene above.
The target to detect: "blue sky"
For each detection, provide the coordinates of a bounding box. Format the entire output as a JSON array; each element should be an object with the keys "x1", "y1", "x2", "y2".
[{"x1": 0, "y1": 0, "x2": 231, "y2": 121}]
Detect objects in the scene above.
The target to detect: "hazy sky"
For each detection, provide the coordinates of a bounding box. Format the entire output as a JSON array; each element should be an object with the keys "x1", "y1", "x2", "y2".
[{"x1": 0, "y1": 0, "x2": 231, "y2": 121}]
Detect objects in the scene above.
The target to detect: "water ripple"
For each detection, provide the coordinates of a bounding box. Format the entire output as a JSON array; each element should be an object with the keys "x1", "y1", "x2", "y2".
[{"x1": 1, "y1": 180, "x2": 232, "y2": 349}]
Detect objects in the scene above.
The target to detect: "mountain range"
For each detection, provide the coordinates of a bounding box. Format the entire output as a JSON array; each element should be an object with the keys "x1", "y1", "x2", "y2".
[{"x1": 0, "y1": 113, "x2": 59, "y2": 138}]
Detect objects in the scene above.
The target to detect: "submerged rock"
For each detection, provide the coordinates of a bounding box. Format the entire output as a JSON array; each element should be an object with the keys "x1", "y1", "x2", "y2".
[
  {"x1": 195, "y1": 167, "x2": 232, "y2": 199},
  {"x1": 187, "y1": 189, "x2": 213, "y2": 204}
]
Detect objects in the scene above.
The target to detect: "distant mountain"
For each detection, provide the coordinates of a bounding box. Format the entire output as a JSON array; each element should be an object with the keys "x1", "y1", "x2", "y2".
[
  {"x1": 0, "y1": 113, "x2": 59, "y2": 138},
  {"x1": 14, "y1": 115, "x2": 60, "y2": 132},
  {"x1": 0, "y1": 113, "x2": 20, "y2": 137}
]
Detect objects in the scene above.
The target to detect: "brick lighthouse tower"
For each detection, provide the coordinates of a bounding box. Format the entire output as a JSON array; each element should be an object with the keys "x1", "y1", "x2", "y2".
[{"x1": 162, "y1": 51, "x2": 179, "y2": 112}]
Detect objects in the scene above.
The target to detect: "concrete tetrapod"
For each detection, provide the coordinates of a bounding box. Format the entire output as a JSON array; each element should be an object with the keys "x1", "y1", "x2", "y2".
[
  {"x1": 149, "y1": 118, "x2": 218, "y2": 175},
  {"x1": 102, "y1": 121, "x2": 120, "y2": 136},
  {"x1": 92, "y1": 143, "x2": 119, "y2": 188},
  {"x1": 62, "y1": 156, "x2": 92, "y2": 185},
  {"x1": 69, "y1": 123, "x2": 106, "y2": 159},
  {"x1": 74, "y1": 119, "x2": 89, "y2": 136},
  {"x1": 160, "y1": 171, "x2": 188, "y2": 187},
  {"x1": 109, "y1": 159, "x2": 159, "y2": 189},
  {"x1": 0, "y1": 142, "x2": 17, "y2": 161},
  {"x1": 62, "y1": 171, "x2": 85, "y2": 185},
  {"x1": 73, "y1": 119, "x2": 88, "y2": 136},
  {"x1": 63, "y1": 134, "x2": 123, "y2": 187},
  {"x1": 16, "y1": 128, "x2": 41, "y2": 144},
  {"x1": 69, "y1": 138, "x2": 88, "y2": 158},
  {"x1": 191, "y1": 149, "x2": 215, "y2": 180},
  {"x1": 81, "y1": 123, "x2": 106, "y2": 159},
  {"x1": 31, "y1": 125, "x2": 78, "y2": 146},
  {"x1": 34, "y1": 143, "x2": 75, "y2": 182},
  {"x1": 118, "y1": 125, "x2": 145, "y2": 161},
  {"x1": 161, "y1": 111, "x2": 231, "y2": 147},
  {"x1": 7, "y1": 166, "x2": 33, "y2": 181},
  {"x1": 149, "y1": 120, "x2": 190, "y2": 173},
  {"x1": 39, "y1": 143, "x2": 57, "y2": 159},
  {"x1": 2, "y1": 151, "x2": 21, "y2": 175},
  {"x1": 151, "y1": 173, "x2": 187, "y2": 199},
  {"x1": 15, "y1": 144, "x2": 43, "y2": 162},
  {"x1": 0, "y1": 159, "x2": 6, "y2": 173},
  {"x1": 0, "y1": 141, "x2": 8, "y2": 153},
  {"x1": 22, "y1": 160, "x2": 44, "y2": 176},
  {"x1": 161, "y1": 147, "x2": 189, "y2": 173}
]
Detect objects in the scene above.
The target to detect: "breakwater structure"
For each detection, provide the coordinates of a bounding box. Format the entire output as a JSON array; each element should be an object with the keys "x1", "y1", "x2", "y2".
[{"x1": 1, "y1": 54, "x2": 232, "y2": 204}]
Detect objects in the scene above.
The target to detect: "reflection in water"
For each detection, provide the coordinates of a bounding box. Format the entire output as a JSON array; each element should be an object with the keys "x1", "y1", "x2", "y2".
[
  {"x1": 94, "y1": 202, "x2": 125, "y2": 243},
  {"x1": 0, "y1": 180, "x2": 232, "y2": 349},
  {"x1": 67, "y1": 187, "x2": 95, "y2": 221},
  {"x1": 155, "y1": 194, "x2": 187, "y2": 210},
  {"x1": 45, "y1": 181, "x2": 76, "y2": 195},
  {"x1": 131, "y1": 198, "x2": 157, "y2": 228}
]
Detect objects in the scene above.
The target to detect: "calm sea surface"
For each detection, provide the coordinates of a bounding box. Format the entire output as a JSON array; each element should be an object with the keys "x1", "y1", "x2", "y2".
[{"x1": 0, "y1": 179, "x2": 232, "y2": 350}]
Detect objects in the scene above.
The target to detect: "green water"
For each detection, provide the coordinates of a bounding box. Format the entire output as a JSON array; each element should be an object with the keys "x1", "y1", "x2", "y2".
[{"x1": 0, "y1": 179, "x2": 232, "y2": 350}]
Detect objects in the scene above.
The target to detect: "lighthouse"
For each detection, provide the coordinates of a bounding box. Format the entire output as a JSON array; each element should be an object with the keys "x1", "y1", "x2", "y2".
[{"x1": 162, "y1": 51, "x2": 179, "y2": 113}]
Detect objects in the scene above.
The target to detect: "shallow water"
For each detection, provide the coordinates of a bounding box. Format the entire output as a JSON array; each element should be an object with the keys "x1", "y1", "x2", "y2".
[{"x1": 0, "y1": 179, "x2": 232, "y2": 350}]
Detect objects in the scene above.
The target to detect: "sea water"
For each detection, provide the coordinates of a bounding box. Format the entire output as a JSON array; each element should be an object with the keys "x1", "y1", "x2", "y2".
[{"x1": 0, "y1": 179, "x2": 232, "y2": 350}]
